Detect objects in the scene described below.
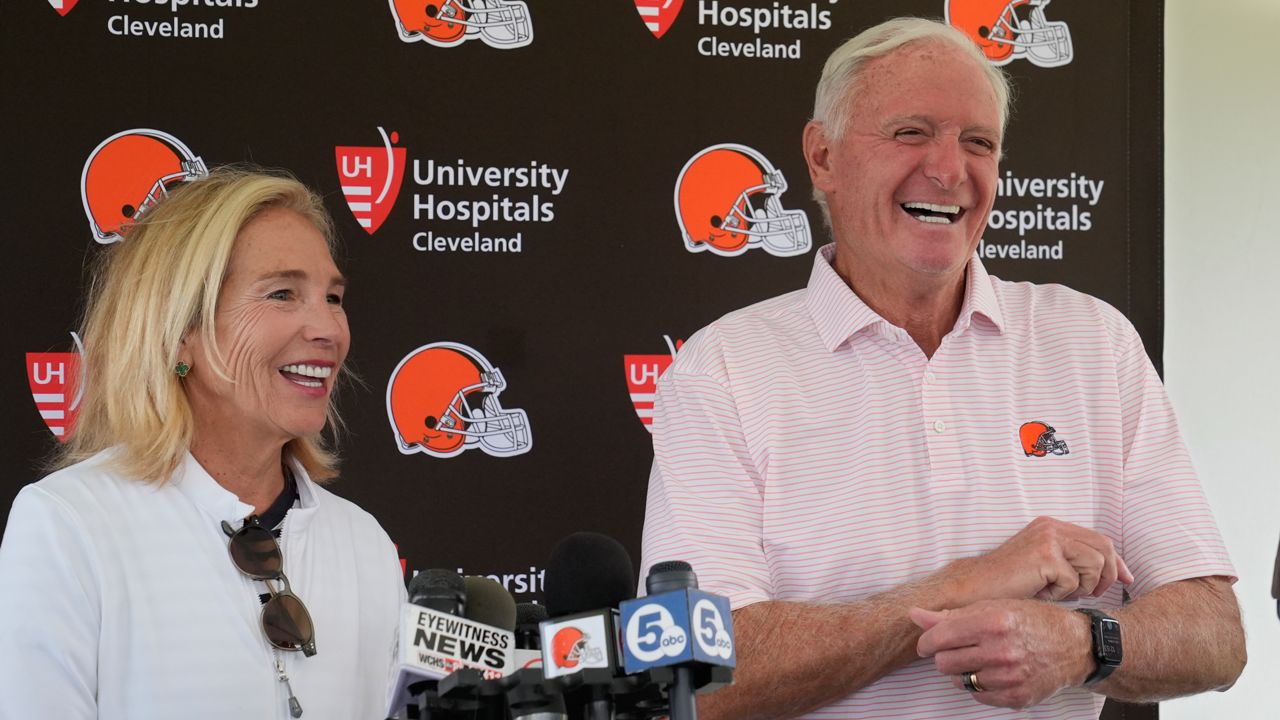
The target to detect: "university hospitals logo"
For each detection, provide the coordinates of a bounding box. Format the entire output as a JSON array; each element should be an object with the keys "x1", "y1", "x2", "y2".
[
  {"x1": 81, "y1": 129, "x2": 207, "y2": 244},
  {"x1": 49, "y1": 0, "x2": 78, "y2": 16},
  {"x1": 386, "y1": 342, "x2": 532, "y2": 458},
  {"x1": 335, "y1": 126, "x2": 406, "y2": 235},
  {"x1": 675, "y1": 143, "x2": 811, "y2": 257},
  {"x1": 945, "y1": 0, "x2": 1074, "y2": 68},
  {"x1": 634, "y1": 0, "x2": 683, "y2": 39},
  {"x1": 27, "y1": 333, "x2": 85, "y2": 441},
  {"x1": 625, "y1": 335, "x2": 682, "y2": 433},
  {"x1": 387, "y1": 0, "x2": 533, "y2": 49}
]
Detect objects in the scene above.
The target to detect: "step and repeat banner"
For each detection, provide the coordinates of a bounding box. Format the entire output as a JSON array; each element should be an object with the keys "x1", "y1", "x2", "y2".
[{"x1": 3, "y1": 0, "x2": 1162, "y2": 629}]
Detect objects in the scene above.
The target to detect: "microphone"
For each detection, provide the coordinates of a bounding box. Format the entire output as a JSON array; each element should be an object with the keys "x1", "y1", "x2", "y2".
[
  {"x1": 544, "y1": 532, "x2": 637, "y2": 618},
  {"x1": 619, "y1": 561, "x2": 736, "y2": 720},
  {"x1": 410, "y1": 568, "x2": 467, "y2": 615},
  {"x1": 438, "y1": 584, "x2": 569, "y2": 720},
  {"x1": 464, "y1": 575, "x2": 518, "y2": 632},
  {"x1": 386, "y1": 570, "x2": 515, "y2": 719},
  {"x1": 515, "y1": 602, "x2": 549, "y2": 670},
  {"x1": 435, "y1": 577, "x2": 521, "y2": 720},
  {"x1": 507, "y1": 603, "x2": 570, "y2": 719},
  {"x1": 501, "y1": 602, "x2": 569, "y2": 719},
  {"x1": 541, "y1": 532, "x2": 637, "y2": 720}
]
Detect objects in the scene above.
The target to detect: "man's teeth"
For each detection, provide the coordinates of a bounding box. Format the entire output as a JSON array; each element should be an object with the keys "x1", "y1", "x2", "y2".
[
  {"x1": 902, "y1": 201, "x2": 961, "y2": 225},
  {"x1": 280, "y1": 364, "x2": 332, "y2": 383},
  {"x1": 903, "y1": 202, "x2": 961, "y2": 213}
]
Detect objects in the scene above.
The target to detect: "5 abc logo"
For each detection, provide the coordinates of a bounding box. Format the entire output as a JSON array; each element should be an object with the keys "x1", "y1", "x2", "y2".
[
  {"x1": 692, "y1": 599, "x2": 733, "y2": 659},
  {"x1": 624, "y1": 598, "x2": 732, "y2": 663}
]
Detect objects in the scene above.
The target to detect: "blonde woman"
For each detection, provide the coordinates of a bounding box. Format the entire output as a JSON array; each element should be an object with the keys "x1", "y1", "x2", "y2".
[{"x1": 0, "y1": 167, "x2": 405, "y2": 719}]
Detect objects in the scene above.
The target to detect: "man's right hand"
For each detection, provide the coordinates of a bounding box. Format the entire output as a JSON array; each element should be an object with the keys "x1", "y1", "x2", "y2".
[{"x1": 953, "y1": 516, "x2": 1133, "y2": 603}]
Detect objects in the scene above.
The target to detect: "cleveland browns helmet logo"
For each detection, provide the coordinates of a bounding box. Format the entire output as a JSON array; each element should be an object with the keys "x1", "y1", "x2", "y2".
[
  {"x1": 387, "y1": 342, "x2": 532, "y2": 458},
  {"x1": 388, "y1": 0, "x2": 533, "y2": 49},
  {"x1": 550, "y1": 627, "x2": 603, "y2": 669},
  {"x1": 945, "y1": 0, "x2": 1074, "y2": 68},
  {"x1": 1019, "y1": 421, "x2": 1070, "y2": 457},
  {"x1": 675, "y1": 143, "x2": 811, "y2": 258},
  {"x1": 81, "y1": 128, "x2": 208, "y2": 244}
]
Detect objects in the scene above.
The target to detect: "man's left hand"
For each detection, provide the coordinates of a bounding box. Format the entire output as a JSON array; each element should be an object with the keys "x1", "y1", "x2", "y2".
[{"x1": 910, "y1": 601, "x2": 1095, "y2": 709}]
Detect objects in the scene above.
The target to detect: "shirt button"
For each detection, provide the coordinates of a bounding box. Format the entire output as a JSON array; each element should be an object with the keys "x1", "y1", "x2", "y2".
[
  {"x1": 924, "y1": 371, "x2": 937, "y2": 385},
  {"x1": 933, "y1": 420, "x2": 947, "y2": 433}
]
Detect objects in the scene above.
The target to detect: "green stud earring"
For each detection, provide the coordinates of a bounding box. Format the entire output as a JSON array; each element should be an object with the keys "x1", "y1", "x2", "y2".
[{"x1": 175, "y1": 361, "x2": 191, "y2": 378}]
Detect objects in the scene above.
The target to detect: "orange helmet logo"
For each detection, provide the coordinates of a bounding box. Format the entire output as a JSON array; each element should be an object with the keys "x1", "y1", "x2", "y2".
[
  {"x1": 80, "y1": 129, "x2": 207, "y2": 244},
  {"x1": 550, "y1": 626, "x2": 602, "y2": 669},
  {"x1": 1019, "y1": 421, "x2": 1069, "y2": 457},
  {"x1": 675, "y1": 143, "x2": 811, "y2": 258},
  {"x1": 945, "y1": 0, "x2": 1073, "y2": 68},
  {"x1": 388, "y1": 0, "x2": 533, "y2": 49},
  {"x1": 386, "y1": 342, "x2": 532, "y2": 458}
]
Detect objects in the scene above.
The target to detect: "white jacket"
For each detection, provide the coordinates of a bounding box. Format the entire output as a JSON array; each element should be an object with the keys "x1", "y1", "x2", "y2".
[{"x1": 0, "y1": 450, "x2": 406, "y2": 720}]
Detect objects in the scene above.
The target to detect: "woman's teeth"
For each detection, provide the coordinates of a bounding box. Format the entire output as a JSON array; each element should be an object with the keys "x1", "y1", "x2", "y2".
[{"x1": 280, "y1": 364, "x2": 331, "y2": 388}]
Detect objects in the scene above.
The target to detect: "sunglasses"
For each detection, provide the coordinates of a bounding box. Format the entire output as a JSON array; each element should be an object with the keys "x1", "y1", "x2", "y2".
[{"x1": 222, "y1": 515, "x2": 317, "y2": 657}]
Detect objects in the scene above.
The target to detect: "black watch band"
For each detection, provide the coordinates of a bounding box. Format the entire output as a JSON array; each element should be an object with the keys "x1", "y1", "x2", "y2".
[{"x1": 1075, "y1": 608, "x2": 1123, "y2": 686}]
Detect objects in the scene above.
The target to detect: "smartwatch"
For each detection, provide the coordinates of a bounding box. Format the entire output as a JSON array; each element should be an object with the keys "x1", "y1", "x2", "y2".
[{"x1": 1076, "y1": 608, "x2": 1123, "y2": 686}]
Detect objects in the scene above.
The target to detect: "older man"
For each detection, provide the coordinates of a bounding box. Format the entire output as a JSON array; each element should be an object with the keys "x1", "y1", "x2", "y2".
[{"x1": 640, "y1": 17, "x2": 1244, "y2": 720}]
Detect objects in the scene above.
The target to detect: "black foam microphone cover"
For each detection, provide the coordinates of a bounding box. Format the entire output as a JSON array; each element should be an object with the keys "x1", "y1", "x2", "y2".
[
  {"x1": 408, "y1": 568, "x2": 466, "y2": 615},
  {"x1": 646, "y1": 560, "x2": 698, "y2": 595},
  {"x1": 515, "y1": 602, "x2": 549, "y2": 650},
  {"x1": 544, "y1": 532, "x2": 636, "y2": 616},
  {"x1": 463, "y1": 575, "x2": 517, "y2": 631},
  {"x1": 516, "y1": 601, "x2": 548, "y2": 626}
]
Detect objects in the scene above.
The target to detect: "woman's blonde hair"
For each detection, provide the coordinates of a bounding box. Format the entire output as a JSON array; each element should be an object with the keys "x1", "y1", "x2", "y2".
[{"x1": 55, "y1": 165, "x2": 346, "y2": 483}]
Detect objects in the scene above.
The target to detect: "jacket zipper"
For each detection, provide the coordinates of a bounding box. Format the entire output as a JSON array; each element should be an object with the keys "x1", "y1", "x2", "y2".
[
  {"x1": 275, "y1": 512, "x2": 303, "y2": 717},
  {"x1": 275, "y1": 654, "x2": 303, "y2": 718}
]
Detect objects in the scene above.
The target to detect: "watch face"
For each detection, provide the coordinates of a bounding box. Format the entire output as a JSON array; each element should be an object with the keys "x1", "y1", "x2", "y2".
[{"x1": 1098, "y1": 617, "x2": 1123, "y2": 663}]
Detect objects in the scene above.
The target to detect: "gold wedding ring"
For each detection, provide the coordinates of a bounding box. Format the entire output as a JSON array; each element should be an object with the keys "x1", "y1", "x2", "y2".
[{"x1": 962, "y1": 670, "x2": 985, "y2": 693}]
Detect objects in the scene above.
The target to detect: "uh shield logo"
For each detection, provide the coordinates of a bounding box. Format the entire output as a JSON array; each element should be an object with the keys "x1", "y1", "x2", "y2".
[
  {"x1": 49, "y1": 0, "x2": 79, "y2": 16},
  {"x1": 625, "y1": 335, "x2": 682, "y2": 433},
  {"x1": 335, "y1": 126, "x2": 406, "y2": 235},
  {"x1": 634, "y1": 0, "x2": 683, "y2": 38},
  {"x1": 27, "y1": 333, "x2": 85, "y2": 442}
]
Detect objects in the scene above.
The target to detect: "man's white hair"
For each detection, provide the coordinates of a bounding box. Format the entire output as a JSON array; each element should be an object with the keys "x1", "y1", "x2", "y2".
[{"x1": 810, "y1": 17, "x2": 1013, "y2": 228}]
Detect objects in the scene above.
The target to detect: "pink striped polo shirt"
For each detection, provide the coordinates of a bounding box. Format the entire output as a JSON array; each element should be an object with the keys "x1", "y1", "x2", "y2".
[{"x1": 640, "y1": 244, "x2": 1234, "y2": 719}]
